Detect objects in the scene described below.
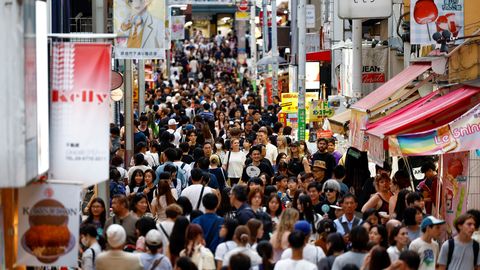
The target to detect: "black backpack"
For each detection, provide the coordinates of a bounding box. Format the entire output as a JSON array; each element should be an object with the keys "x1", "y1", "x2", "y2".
[{"x1": 447, "y1": 238, "x2": 479, "y2": 268}]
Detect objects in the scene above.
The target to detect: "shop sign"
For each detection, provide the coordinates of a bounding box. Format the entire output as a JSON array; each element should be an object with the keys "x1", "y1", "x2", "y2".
[
  {"x1": 49, "y1": 43, "x2": 110, "y2": 185},
  {"x1": 389, "y1": 102, "x2": 480, "y2": 156},
  {"x1": 17, "y1": 183, "x2": 81, "y2": 267},
  {"x1": 235, "y1": 11, "x2": 250, "y2": 21},
  {"x1": 280, "y1": 92, "x2": 318, "y2": 114},
  {"x1": 171, "y1": 16, "x2": 185, "y2": 40},
  {"x1": 338, "y1": 0, "x2": 392, "y2": 19},
  {"x1": 410, "y1": 0, "x2": 464, "y2": 45},
  {"x1": 306, "y1": 5, "x2": 315, "y2": 28},
  {"x1": 309, "y1": 100, "x2": 334, "y2": 122},
  {"x1": 442, "y1": 151, "x2": 469, "y2": 236}
]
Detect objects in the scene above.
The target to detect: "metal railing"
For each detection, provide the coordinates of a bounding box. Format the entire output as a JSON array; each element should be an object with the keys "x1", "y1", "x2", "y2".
[{"x1": 69, "y1": 17, "x2": 113, "y2": 33}]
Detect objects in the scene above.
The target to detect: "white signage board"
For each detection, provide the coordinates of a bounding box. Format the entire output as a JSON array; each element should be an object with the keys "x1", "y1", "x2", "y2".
[
  {"x1": 306, "y1": 5, "x2": 315, "y2": 28},
  {"x1": 338, "y1": 0, "x2": 392, "y2": 19}
]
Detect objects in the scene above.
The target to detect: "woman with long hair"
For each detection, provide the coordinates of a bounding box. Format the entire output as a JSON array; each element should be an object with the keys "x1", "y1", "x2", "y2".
[
  {"x1": 299, "y1": 140, "x2": 311, "y2": 159},
  {"x1": 142, "y1": 169, "x2": 156, "y2": 204},
  {"x1": 368, "y1": 224, "x2": 389, "y2": 248},
  {"x1": 151, "y1": 179, "x2": 177, "y2": 221},
  {"x1": 222, "y1": 226, "x2": 262, "y2": 268},
  {"x1": 361, "y1": 172, "x2": 393, "y2": 215},
  {"x1": 264, "y1": 194, "x2": 282, "y2": 229},
  {"x1": 222, "y1": 138, "x2": 246, "y2": 185},
  {"x1": 246, "y1": 219, "x2": 264, "y2": 249},
  {"x1": 362, "y1": 245, "x2": 391, "y2": 270},
  {"x1": 270, "y1": 208, "x2": 299, "y2": 262},
  {"x1": 387, "y1": 225, "x2": 409, "y2": 263},
  {"x1": 296, "y1": 194, "x2": 322, "y2": 240},
  {"x1": 388, "y1": 170, "x2": 411, "y2": 220},
  {"x1": 126, "y1": 169, "x2": 145, "y2": 197},
  {"x1": 217, "y1": 187, "x2": 235, "y2": 218},
  {"x1": 81, "y1": 197, "x2": 107, "y2": 248},
  {"x1": 287, "y1": 142, "x2": 310, "y2": 177},
  {"x1": 276, "y1": 135, "x2": 289, "y2": 155},
  {"x1": 169, "y1": 216, "x2": 190, "y2": 264},
  {"x1": 180, "y1": 224, "x2": 216, "y2": 270},
  {"x1": 274, "y1": 153, "x2": 288, "y2": 175},
  {"x1": 215, "y1": 111, "x2": 228, "y2": 138},
  {"x1": 392, "y1": 189, "x2": 411, "y2": 222},
  {"x1": 317, "y1": 233, "x2": 346, "y2": 270}
]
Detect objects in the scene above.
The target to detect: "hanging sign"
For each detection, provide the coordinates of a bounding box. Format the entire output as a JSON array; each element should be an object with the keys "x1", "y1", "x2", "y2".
[
  {"x1": 306, "y1": 5, "x2": 315, "y2": 28},
  {"x1": 114, "y1": 0, "x2": 166, "y2": 59},
  {"x1": 17, "y1": 183, "x2": 81, "y2": 267},
  {"x1": 410, "y1": 0, "x2": 464, "y2": 45},
  {"x1": 171, "y1": 16, "x2": 185, "y2": 40},
  {"x1": 49, "y1": 43, "x2": 111, "y2": 185}
]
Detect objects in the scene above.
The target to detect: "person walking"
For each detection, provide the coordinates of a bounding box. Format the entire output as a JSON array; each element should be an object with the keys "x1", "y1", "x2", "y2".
[{"x1": 96, "y1": 225, "x2": 143, "y2": 270}]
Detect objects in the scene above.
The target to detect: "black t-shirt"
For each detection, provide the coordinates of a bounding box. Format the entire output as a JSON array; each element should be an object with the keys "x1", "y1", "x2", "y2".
[
  {"x1": 312, "y1": 151, "x2": 336, "y2": 179},
  {"x1": 241, "y1": 162, "x2": 273, "y2": 182},
  {"x1": 287, "y1": 156, "x2": 306, "y2": 177},
  {"x1": 181, "y1": 154, "x2": 194, "y2": 164}
]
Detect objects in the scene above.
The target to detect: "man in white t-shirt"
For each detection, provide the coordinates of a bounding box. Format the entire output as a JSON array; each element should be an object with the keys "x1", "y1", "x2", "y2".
[
  {"x1": 274, "y1": 230, "x2": 317, "y2": 270},
  {"x1": 257, "y1": 130, "x2": 278, "y2": 165},
  {"x1": 409, "y1": 216, "x2": 445, "y2": 270},
  {"x1": 181, "y1": 168, "x2": 213, "y2": 213},
  {"x1": 281, "y1": 220, "x2": 325, "y2": 265}
]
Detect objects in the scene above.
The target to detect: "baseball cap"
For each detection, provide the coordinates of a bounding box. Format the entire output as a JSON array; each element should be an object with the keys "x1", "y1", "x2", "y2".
[
  {"x1": 106, "y1": 224, "x2": 126, "y2": 248},
  {"x1": 168, "y1": 119, "x2": 179, "y2": 126},
  {"x1": 146, "y1": 229, "x2": 162, "y2": 246},
  {"x1": 421, "y1": 216, "x2": 445, "y2": 230},
  {"x1": 294, "y1": 220, "x2": 312, "y2": 235},
  {"x1": 312, "y1": 160, "x2": 327, "y2": 170}
]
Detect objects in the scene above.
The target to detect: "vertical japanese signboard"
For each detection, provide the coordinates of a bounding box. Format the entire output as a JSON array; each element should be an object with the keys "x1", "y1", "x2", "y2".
[{"x1": 49, "y1": 43, "x2": 111, "y2": 185}]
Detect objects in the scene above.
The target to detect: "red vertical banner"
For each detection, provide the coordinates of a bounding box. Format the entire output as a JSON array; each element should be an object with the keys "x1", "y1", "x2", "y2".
[
  {"x1": 265, "y1": 77, "x2": 273, "y2": 104},
  {"x1": 49, "y1": 43, "x2": 111, "y2": 185}
]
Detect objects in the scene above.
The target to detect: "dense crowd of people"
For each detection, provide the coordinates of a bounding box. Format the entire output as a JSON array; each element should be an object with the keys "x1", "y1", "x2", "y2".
[{"x1": 79, "y1": 30, "x2": 480, "y2": 270}]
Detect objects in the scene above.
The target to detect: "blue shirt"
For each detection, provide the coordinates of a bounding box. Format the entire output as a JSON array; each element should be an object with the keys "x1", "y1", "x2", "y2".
[
  {"x1": 236, "y1": 203, "x2": 256, "y2": 225},
  {"x1": 155, "y1": 161, "x2": 187, "y2": 188},
  {"x1": 333, "y1": 215, "x2": 363, "y2": 236},
  {"x1": 192, "y1": 213, "x2": 224, "y2": 253}
]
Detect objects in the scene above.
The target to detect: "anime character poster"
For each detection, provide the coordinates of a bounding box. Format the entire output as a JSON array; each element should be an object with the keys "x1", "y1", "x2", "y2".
[{"x1": 114, "y1": 0, "x2": 166, "y2": 59}]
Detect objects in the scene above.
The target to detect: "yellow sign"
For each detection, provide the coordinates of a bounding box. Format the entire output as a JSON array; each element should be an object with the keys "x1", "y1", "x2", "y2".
[
  {"x1": 235, "y1": 11, "x2": 249, "y2": 21},
  {"x1": 281, "y1": 93, "x2": 318, "y2": 114},
  {"x1": 309, "y1": 100, "x2": 334, "y2": 121}
]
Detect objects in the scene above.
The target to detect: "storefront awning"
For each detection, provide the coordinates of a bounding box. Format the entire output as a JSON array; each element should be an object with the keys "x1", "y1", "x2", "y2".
[
  {"x1": 366, "y1": 86, "x2": 480, "y2": 138},
  {"x1": 329, "y1": 109, "x2": 351, "y2": 125},
  {"x1": 306, "y1": 50, "x2": 331, "y2": 62},
  {"x1": 351, "y1": 63, "x2": 431, "y2": 112}
]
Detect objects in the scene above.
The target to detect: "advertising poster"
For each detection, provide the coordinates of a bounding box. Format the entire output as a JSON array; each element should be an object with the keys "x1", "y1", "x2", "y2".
[
  {"x1": 410, "y1": 0, "x2": 464, "y2": 44},
  {"x1": 17, "y1": 183, "x2": 81, "y2": 267},
  {"x1": 389, "y1": 103, "x2": 480, "y2": 156},
  {"x1": 441, "y1": 152, "x2": 469, "y2": 236},
  {"x1": 171, "y1": 16, "x2": 185, "y2": 40},
  {"x1": 49, "y1": 43, "x2": 110, "y2": 185},
  {"x1": 280, "y1": 92, "x2": 319, "y2": 114},
  {"x1": 309, "y1": 100, "x2": 334, "y2": 122},
  {"x1": 362, "y1": 46, "x2": 388, "y2": 96},
  {"x1": 306, "y1": 62, "x2": 320, "y2": 90},
  {"x1": 265, "y1": 77, "x2": 273, "y2": 104},
  {"x1": 114, "y1": 0, "x2": 166, "y2": 59}
]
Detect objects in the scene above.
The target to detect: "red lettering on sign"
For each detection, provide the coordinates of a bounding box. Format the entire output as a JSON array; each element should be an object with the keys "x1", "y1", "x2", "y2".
[
  {"x1": 362, "y1": 73, "x2": 385, "y2": 83},
  {"x1": 52, "y1": 89, "x2": 109, "y2": 105}
]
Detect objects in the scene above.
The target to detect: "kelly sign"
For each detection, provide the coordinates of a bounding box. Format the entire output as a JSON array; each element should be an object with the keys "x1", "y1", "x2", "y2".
[{"x1": 338, "y1": 0, "x2": 392, "y2": 19}]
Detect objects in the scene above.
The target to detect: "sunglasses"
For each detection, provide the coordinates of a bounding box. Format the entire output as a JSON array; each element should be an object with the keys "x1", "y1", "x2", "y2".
[{"x1": 324, "y1": 189, "x2": 336, "y2": 193}]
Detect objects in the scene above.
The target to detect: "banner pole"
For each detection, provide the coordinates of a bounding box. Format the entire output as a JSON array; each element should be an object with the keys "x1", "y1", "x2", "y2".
[{"x1": 124, "y1": 59, "x2": 134, "y2": 170}]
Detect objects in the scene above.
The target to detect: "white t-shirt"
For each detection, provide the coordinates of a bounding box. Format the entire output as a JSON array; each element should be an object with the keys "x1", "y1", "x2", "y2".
[
  {"x1": 387, "y1": 245, "x2": 402, "y2": 263},
  {"x1": 215, "y1": 241, "x2": 238, "y2": 262},
  {"x1": 222, "y1": 246, "x2": 262, "y2": 267},
  {"x1": 158, "y1": 220, "x2": 175, "y2": 255},
  {"x1": 409, "y1": 238, "x2": 439, "y2": 270},
  {"x1": 181, "y1": 184, "x2": 213, "y2": 213},
  {"x1": 280, "y1": 243, "x2": 326, "y2": 265},
  {"x1": 81, "y1": 242, "x2": 102, "y2": 270},
  {"x1": 265, "y1": 143, "x2": 279, "y2": 165},
  {"x1": 167, "y1": 128, "x2": 182, "y2": 146},
  {"x1": 222, "y1": 151, "x2": 246, "y2": 178},
  {"x1": 274, "y1": 258, "x2": 317, "y2": 270}
]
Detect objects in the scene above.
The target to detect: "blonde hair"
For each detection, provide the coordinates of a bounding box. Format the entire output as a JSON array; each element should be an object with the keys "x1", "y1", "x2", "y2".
[
  {"x1": 209, "y1": 154, "x2": 220, "y2": 166},
  {"x1": 273, "y1": 208, "x2": 299, "y2": 247}
]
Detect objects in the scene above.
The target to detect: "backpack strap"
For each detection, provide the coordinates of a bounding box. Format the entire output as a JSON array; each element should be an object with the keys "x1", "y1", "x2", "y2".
[
  {"x1": 89, "y1": 248, "x2": 96, "y2": 264},
  {"x1": 158, "y1": 223, "x2": 170, "y2": 239},
  {"x1": 474, "y1": 240, "x2": 479, "y2": 267},
  {"x1": 149, "y1": 256, "x2": 164, "y2": 270},
  {"x1": 196, "y1": 185, "x2": 206, "y2": 210},
  {"x1": 447, "y1": 238, "x2": 455, "y2": 268}
]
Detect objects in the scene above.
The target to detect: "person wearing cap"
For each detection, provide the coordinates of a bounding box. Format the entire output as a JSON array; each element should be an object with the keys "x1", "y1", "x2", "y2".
[
  {"x1": 167, "y1": 118, "x2": 181, "y2": 147},
  {"x1": 311, "y1": 138, "x2": 336, "y2": 179},
  {"x1": 319, "y1": 180, "x2": 341, "y2": 220},
  {"x1": 409, "y1": 215, "x2": 445, "y2": 270},
  {"x1": 438, "y1": 213, "x2": 480, "y2": 270},
  {"x1": 96, "y1": 224, "x2": 143, "y2": 270},
  {"x1": 280, "y1": 220, "x2": 326, "y2": 266},
  {"x1": 275, "y1": 230, "x2": 317, "y2": 270},
  {"x1": 311, "y1": 160, "x2": 327, "y2": 183},
  {"x1": 139, "y1": 229, "x2": 172, "y2": 270}
]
